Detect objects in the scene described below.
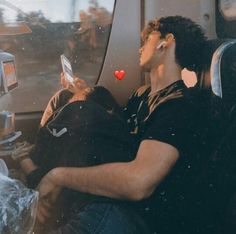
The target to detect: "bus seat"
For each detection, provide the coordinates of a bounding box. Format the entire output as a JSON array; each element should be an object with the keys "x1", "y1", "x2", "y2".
[
  {"x1": 210, "y1": 40, "x2": 236, "y2": 110},
  {"x1": 199, "y1": 39, "x2": 236, "y2": 108},
  {"x1": 213, "y1": 40, "x2": 236, "y2": 234},
  {"x1": 198, "y1": 39, "x2": 228, "y2": 90},
  {"x1": 200, "y1": 39, "x2": 236, "y2": 233}
]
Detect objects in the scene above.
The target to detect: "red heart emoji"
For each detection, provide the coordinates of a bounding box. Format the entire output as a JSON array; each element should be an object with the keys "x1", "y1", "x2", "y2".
[{"x1": 114, "y1": 70, "x2": 125, "y2": 80}]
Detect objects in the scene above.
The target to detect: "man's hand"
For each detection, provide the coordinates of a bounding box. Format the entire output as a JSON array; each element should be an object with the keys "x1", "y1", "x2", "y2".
[
  {"x1": 36, "y1": 171, "x2": 62, "y2": 223},
  {"x1": 36, "y1": 196, "x2": 52, "y2": 224}
]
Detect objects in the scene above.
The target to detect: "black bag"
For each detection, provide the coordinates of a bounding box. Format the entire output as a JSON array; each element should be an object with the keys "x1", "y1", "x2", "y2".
[{"x1": 27, "y1": 100, "x2": 134, "y2": 188}]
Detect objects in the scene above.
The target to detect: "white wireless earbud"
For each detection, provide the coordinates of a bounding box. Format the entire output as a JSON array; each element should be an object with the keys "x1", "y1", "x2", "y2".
[{"x1": 156, "y1": 41, "x2": 167, "y2": 50}]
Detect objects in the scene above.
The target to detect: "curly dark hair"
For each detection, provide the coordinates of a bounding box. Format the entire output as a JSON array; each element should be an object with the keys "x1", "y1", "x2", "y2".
[{"x1": 141, "y1": 16, "x2": 207, "y2": 72}]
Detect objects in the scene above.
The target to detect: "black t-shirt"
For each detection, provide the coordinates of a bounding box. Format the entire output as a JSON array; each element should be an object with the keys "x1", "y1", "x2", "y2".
[{"x1": 125, "y1": 80, "x2": 213, "y2": 234}]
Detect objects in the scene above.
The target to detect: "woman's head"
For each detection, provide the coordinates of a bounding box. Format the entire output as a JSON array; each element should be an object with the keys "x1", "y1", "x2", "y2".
[
  {"x1": 87, "y1": 86, "x2": 122, "y2": 117},
  {"x1": 70, "y1": 86, "x2": 122, "y2": 117}
]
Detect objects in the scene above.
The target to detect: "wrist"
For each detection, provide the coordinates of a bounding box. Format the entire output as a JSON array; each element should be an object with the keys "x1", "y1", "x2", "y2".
[{"x1": 48, "y1": 167, "x2": 65, "y2": 187}]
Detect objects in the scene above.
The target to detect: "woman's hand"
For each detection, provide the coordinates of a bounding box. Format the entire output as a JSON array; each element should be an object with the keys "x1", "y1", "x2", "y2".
[{"x1": 60, "y1": 72, "x2": 90, "y2": 94}]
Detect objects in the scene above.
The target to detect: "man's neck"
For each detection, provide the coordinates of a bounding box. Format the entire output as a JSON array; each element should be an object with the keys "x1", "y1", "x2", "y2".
[{"x1": 150, "y1": 61, "x2": 182, "y2": 94}]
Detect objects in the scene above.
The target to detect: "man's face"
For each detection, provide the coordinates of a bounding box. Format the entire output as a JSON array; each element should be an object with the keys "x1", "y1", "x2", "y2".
[{"x1": 139, "y1": 31, "x2": 163, "y2": 70}]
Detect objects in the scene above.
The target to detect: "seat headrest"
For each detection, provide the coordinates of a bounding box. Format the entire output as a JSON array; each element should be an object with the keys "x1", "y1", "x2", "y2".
[
  {"x1": 198, "y1": 39, "x2": 226, "y2": 90},
  {"x1": 210, "y1": 40, "x2": 236, "y2": 98}
]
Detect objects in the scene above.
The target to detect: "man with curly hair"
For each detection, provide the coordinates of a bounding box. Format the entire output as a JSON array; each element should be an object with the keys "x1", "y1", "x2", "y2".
[{"x1": 36, "y1": 16, "x2": 212, "y2": 234}]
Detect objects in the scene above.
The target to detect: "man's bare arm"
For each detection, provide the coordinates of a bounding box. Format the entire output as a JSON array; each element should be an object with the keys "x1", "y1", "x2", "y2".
[{"x1": 38, "y1": 139, "x2": 179, "y2": 201}]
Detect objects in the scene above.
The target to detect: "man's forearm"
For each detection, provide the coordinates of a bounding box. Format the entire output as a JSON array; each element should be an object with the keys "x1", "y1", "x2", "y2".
[
  {"x1": 49, "y1": 161, "x2": 146, "y2": 200},
  {"x1": 45, "y1": 140, "x2": 179, "y2": 201}
]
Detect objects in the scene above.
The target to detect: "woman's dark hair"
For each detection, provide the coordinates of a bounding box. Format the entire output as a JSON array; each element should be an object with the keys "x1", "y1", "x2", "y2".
[
  {"x1": 142, "y1": 16, "x2": 207, "y2": 72},
  {"x1": 87, "y1": 86, "x2": 123, "y2": 118}
]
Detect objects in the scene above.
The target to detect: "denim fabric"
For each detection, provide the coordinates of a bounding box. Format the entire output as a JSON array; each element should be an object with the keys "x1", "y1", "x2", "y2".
[{"x1": 48, "y1": 203, "x2": 150, "y2": 234}]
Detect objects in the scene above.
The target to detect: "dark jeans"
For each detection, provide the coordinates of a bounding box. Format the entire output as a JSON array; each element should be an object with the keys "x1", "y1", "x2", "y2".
[{"x1": 48, "y1": 202, "x2": 150, "y2": 234}]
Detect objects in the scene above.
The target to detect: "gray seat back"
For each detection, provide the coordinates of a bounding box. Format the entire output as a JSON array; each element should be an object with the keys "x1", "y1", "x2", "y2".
[{"x1": 210, "y1": 40, "x2": 236, "y2": 98}]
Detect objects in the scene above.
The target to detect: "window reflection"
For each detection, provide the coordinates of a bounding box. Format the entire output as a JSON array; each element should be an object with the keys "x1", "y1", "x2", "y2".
[
  {"x1": 219, "y1": 0, "x2": 236, "y2": 20},
  {"x1": 0, "y1": 0, "x2": 115, "y2": 112}
]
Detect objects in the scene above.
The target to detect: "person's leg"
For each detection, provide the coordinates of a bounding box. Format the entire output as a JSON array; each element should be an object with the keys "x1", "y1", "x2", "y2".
[{"x1": 48, "y1": 203, "x2": 150, "y2": 234}]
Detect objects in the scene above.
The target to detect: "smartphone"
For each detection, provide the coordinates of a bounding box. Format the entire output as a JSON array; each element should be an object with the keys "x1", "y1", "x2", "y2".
[{"x1": 61, "y1": 54, "x2": 74, "y2": 83}]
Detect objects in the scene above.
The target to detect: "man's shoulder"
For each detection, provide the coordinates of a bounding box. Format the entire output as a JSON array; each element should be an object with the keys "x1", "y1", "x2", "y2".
[
  {"x1": 147, "y1": 87, "x2": 207, "y2": 125},
  {"x1": 183, "y1": 87, "x2": 215, "y2": 113}
]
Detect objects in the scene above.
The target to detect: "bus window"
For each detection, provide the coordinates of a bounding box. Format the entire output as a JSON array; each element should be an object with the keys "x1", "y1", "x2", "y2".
[
  {"x1": 216, "y1": 0, "x2": 236, "y2": 37},
  {"x1": 0, "y1": 0, "x2": 115, "y2": 113},
  {"x1": 219, "y1": 0, "x2": 236, "y2": 20}
]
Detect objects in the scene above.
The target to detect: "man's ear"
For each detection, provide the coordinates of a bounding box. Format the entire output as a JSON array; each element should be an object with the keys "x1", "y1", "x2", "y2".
[
  {"x1": 156, "y1": 41, "x2": 167, "y2": 50},
  {"x1": 165, "y1": 33, "x2": 175, "y2": 43}
]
